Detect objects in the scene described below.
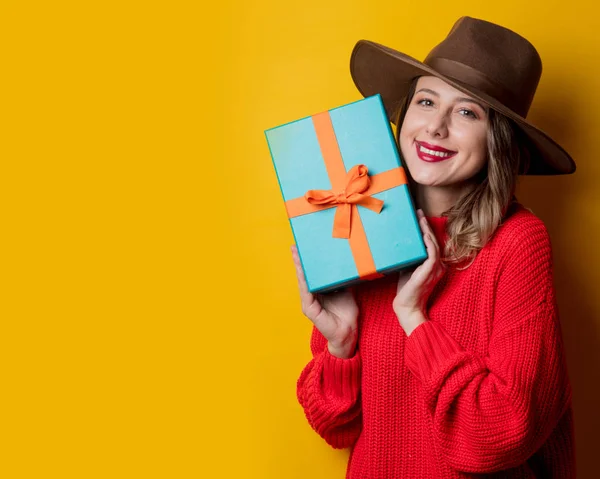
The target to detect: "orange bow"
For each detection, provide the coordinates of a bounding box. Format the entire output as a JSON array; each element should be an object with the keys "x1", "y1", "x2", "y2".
[{"x1": 304, "y1": 164, "x2": 383, "y2": 239}]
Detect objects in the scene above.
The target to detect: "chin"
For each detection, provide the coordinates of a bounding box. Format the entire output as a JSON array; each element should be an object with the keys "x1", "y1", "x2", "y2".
[
  {"x1": 412, "y1": 176, "x2": 445, "y2": 187},
  {"x1": 405, "y1": 164, "x2": 441, "y2": 186}
]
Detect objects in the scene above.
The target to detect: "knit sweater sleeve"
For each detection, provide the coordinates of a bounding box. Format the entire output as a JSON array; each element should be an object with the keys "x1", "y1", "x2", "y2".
[
  {"x1": 296, "y1": 325, "x2": 362, "y2": 449},
  {"x1": 404, "y1": 217, "x2": 573, "y2": 474}
]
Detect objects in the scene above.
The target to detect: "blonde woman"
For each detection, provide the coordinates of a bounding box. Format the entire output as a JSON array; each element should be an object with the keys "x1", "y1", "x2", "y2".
[{"x1": 292, "y1": 17, "x2": 576, "y2": 478}]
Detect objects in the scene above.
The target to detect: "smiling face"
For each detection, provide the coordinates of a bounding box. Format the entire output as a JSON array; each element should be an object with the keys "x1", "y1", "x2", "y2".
[{"x1": 399, "y1": 76, "x2": 489, "y2": 189}]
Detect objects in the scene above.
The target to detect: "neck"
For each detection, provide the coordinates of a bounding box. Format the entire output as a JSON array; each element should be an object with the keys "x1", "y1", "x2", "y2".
[{"x1": 415, "y1": 182, "x2": 476, "y2": 217}]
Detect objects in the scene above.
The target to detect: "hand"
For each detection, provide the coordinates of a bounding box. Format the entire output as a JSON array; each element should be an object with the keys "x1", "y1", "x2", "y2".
[
  {"x1": 291, "y1": 244, "x2": 359, "y2": 358},
  {"x1": 393, "y1": 209, "x2": 446, "y2": 336}
]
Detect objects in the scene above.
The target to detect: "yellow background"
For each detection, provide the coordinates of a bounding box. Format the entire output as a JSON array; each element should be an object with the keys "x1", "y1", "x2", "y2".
[{"x1": 2, "y1": 0, "x2": 599, "y2": 477}]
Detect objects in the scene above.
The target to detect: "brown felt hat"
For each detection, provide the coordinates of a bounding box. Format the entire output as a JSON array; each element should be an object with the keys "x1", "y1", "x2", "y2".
[{"x1": 350, "y1": 16, "x2": 576, "y2": 175}]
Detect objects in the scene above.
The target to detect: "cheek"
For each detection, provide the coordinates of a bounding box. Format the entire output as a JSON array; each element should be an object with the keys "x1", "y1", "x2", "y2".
[
  {"x1": 399, "y1": 132, "x2": 415, "y2": 163},
  {"x1": 399, "y1": 117, "x2": 419, "y2": 148},
  {"x1": 454, "y1": 126, "x2": 487, "y2": 157},
  {"x1": 459, "y1": 136, "x2": 488, "y2": 177},
  {"x1": 469, "y1": 132, "x2": 488, "y2": 163}
]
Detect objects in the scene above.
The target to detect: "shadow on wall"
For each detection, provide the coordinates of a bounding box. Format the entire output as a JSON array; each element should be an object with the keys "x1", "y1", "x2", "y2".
[{"x1": 516, "y1": 71, "x2": 600, "y2": 478}]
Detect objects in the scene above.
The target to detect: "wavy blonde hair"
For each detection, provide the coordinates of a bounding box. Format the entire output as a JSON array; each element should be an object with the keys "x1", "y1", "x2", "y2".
[{"x1": 393, "y1": 77, "x2": 532, "y2": 267}]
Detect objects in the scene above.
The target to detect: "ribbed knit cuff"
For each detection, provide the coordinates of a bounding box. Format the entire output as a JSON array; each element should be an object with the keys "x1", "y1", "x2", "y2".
[
  {"x1": 321, "y1": 347, "x2": 362, "y2": 400},
  {"x1": 405, "y1": 321, "x2": 464, "y2": 383}
]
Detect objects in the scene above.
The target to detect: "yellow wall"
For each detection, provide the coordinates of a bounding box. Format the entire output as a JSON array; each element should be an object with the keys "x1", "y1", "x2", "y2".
[{"x1": 3, "y1": 0, "x2": 599, "y2": 477}]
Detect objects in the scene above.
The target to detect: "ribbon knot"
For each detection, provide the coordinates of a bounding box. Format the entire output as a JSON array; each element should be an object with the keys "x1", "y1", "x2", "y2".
[
  {"x1": 304, "y1": 164, "x2": 384, "y2": 239},
  {"x1": 335, "y1": 190, "x2": 348, "y2": 203}
]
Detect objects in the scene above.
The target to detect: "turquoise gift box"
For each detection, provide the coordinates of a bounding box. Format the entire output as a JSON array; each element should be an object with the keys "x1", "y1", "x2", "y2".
[{"x1": 265, "y1": 94, "x2": 427, "y2": 293}]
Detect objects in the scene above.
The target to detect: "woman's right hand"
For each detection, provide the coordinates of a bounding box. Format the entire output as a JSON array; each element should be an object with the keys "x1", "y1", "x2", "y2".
[{"x1": 291, "y1": 244, "x2": 359, "y2": 359}]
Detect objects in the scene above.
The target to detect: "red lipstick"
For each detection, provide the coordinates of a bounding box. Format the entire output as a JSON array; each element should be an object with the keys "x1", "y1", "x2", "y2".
[{"x1": 414, "y1": 141, "x2": 457, "y2": 162}]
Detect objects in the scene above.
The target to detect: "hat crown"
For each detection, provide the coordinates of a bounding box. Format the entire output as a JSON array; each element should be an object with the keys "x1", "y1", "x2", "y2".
[{"x1": 424, "y1": 17, "x2": 542, "y2": 118}]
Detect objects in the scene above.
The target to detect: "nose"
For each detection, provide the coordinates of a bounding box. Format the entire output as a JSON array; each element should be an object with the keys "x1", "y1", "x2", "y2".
[{"x1": 426, "y1": 111, "x2": 449, "y2": 138}]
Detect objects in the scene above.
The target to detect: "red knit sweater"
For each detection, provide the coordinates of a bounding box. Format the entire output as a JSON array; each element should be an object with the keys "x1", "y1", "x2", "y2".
[{"x1": 296, "y1": 203, "x2": 575, "y2": 478}]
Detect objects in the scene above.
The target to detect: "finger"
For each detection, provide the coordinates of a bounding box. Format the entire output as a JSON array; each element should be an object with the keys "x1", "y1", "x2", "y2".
[
  {"x1": 419, "y1": 215, "x2": 440, "y2": 257},
  {"x1": 425, "y1": 233, "x2": 444, "y2": 273},
  {"x1": 291, "y1": 246, "x2": 326, "y2": 321},
  {"x1": 424, "y1": 232, "x2": 439, "y2": 263},
  {"x1": 291, "y1": 245, "x2": 310, "y2": 297},
  {"x1": 411, "y1": 234, "x2": 438, "y2": 282},
  {"x1": 417, "y1": 213, "x2": 434, "y2": 243}
]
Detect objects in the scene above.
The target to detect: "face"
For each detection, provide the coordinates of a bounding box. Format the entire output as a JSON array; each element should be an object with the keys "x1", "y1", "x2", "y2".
[{"x1": 399, "y1": 76, "x2": 489, "y2": 188}]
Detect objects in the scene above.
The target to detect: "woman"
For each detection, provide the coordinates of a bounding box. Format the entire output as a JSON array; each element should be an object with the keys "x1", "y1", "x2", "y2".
[{"x1": 292, "y1": 17, "x2": 576, "y2": 478}]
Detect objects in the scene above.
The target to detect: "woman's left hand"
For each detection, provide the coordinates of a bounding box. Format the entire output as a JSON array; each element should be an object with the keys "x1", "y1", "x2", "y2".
[{"x1": 393, "y1": 209, "x2": 446, "y2": 336}]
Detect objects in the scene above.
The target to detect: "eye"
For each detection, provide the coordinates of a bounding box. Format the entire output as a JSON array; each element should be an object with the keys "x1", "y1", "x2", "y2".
[
  {"x1": 416, "y1": 98, "x2": 434, "y2": 107},
  {"x1": 458, "y1": 108, "x2": 478, "y2": 119}
]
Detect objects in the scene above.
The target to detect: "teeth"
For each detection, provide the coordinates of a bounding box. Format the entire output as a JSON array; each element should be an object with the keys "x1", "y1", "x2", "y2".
[{"x1": 419, "y1": 145, "x2": 453, "y2": 157}]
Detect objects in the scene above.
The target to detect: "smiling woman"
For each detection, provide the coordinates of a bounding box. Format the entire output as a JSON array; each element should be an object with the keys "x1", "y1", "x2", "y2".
[
  {"x1": 292, "y1": 16, "x2": 577, "y2": 479},
  {"x1": 395, "y1": 75, "x2": 530, "y2": 265}
]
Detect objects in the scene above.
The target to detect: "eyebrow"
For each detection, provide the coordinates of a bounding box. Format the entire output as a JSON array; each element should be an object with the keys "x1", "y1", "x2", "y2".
[{"x1": 415, "y1": 88, "x2": 488, "y2": 112}]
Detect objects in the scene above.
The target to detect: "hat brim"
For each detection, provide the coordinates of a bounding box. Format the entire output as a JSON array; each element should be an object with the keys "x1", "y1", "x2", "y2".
[{"x1": 350, "y1": 40, "x2": 576, "y2": 175}]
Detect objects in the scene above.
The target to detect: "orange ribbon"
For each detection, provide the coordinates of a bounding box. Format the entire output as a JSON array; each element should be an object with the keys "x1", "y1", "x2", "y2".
[
  {"x1": 304, "y1": 164, "x2": 384, "y2": 239},
  {"x1": 284, "y1": 110, "x2": 407, "y2": 280}
]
